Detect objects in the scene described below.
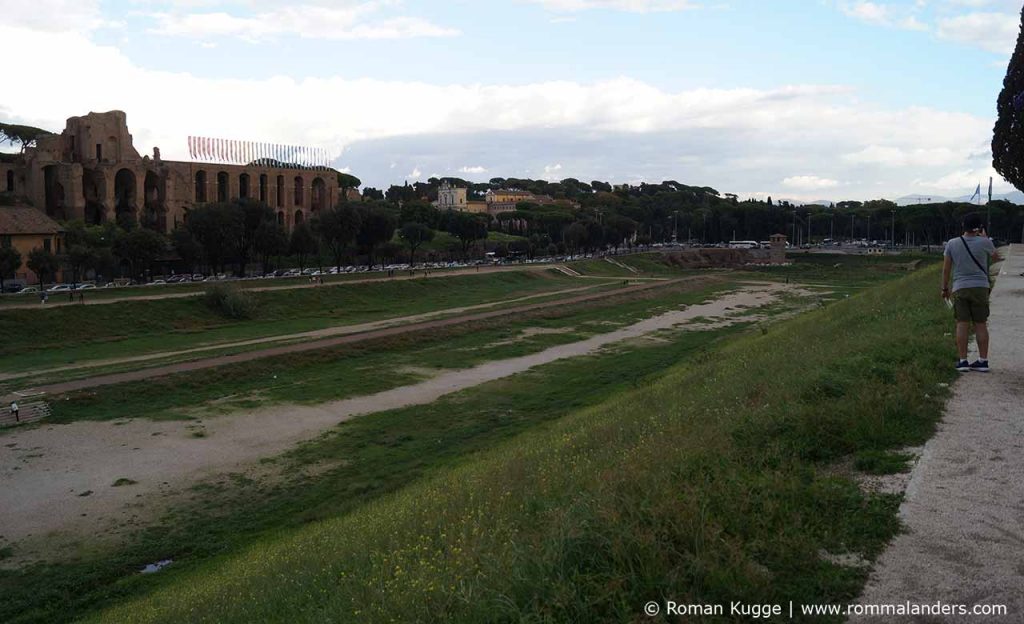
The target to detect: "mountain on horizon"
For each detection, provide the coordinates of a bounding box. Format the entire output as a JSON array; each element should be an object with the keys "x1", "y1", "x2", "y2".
[
  {"x1": 892, "y1": 190, "x2": 1024, "y2": 206},
  {"x1": 776, "y1": 191, "x2": 1024, "y2": 207}
]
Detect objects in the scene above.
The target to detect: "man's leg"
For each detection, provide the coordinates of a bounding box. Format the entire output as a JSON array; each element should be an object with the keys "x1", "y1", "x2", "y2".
[
  {"x1": 956, "y1": 321, "x2": 971, "y2": 360},
  {"x1": 975, "y1": 322, "x2": 989, "y2": 360}
]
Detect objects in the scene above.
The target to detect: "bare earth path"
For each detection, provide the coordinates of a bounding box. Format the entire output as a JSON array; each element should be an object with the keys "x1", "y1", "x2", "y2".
[
  {"x1": 0, "y1": 282, "x2": 611, "y2": 383},
  {"x1": 859, "y1": 245, "x2": 1024, "y2": 621},
  {"x1": 0, "y1": 283, "x2": 791, "y2": 552},
  {"x1": 7, "y1": 279, "x2": 679, "y2": 399}
]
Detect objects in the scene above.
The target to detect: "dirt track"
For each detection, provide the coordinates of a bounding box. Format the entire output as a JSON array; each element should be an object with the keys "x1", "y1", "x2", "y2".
[
  {"x1": 0, "y1": 282, "x2": 610, "y2": 383},
  {"x1": 0, "y1": 283, "x2": 792, "y2": 555},
  {"x1": 11, "y1": 279, "x2": 682, "y2": 398}
]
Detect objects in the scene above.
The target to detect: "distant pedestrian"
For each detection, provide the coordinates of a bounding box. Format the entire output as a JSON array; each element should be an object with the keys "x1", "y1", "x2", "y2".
[
  {"x1": 10, "y1": 401, "x2": 18, "y2": 423},
  {"x1": 79, "y1": 291, "x2": 85, "y2": 304},
  {"x1": 39, "y1": 291, "x2": 45, "y2": 305},
  {"x1": 943, "y1": 212, "x2": 1002, "y2": 373},
  {"x1": 69, "y1": 290, "x2": 75, "y2": 302}
]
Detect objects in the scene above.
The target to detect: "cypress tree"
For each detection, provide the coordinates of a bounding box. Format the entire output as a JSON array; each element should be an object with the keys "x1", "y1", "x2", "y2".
[{"x1": 993, "y1": 5, "x2": 1024, "y2": 190}]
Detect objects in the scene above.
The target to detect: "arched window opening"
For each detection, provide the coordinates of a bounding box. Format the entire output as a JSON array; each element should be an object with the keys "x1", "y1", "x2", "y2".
[
  {"x1": 276, "y1": 175, "x2": 284, "y2": 207},
  {"x1": 293, "y1": 176, "x2": 304, "y2": 207},
  {"x1": 294, "y1": 210, "x2": 304, "y2": 226},
  {"x1": 195, "y1": 171, "x2": 208, "y2": 203},
  {"x1": 259, "y1": 174, "x2": 268, "y2": 203},
  {"x1": 239, "y1": 173, "x2": 251, "y2": 199},
  {"x1": 311, "y1": 177, "x2": 326, "y2": 212},
  {"x1": 217, "y1": 172, "x2": 229, "y2": 203}
]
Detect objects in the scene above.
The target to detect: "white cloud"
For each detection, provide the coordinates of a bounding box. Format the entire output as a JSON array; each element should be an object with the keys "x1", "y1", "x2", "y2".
[
  {"x1": 842, "y1": 145, "x2": 967, "y2": 167},
  {"x1": 146, "y1": 2, "x2": 459, "y2": 41},
  {"x1": 840, "y1": 1, "x2": 930, "y2": 30},
  {"x1": 936, "y1": 12, "x2": 1019, "y2": 54},
  {"x1": 782, "y1": 176, "x2": 840, "y2": 190},
  {"x1": 406, "y1": 167, "x2": 422, "y2": 179},
  {"x1": 0, "y1": 0, "x2": 114, "y2": 32},
  {"x1": 458, "y1": 165, "x2": 488, "y2": 174},
  {"x1": 837, "y1": 1, "x2": 1021, "y2": 53},
  {"x1": 528, "y1": 0, "x2": 701, "y2": 13},
  {"x1": 0, "y1": 23, "x2": 1007, "y2": 199}
]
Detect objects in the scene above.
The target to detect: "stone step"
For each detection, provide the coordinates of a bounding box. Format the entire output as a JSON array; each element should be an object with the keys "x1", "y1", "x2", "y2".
[{"x1": 0, "y1": 401, "x2": 51, "y2": 427}]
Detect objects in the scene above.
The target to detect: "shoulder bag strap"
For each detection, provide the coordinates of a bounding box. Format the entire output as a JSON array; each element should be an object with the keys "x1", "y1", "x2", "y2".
[{"x1": 960, "y1": 236, "x2": 988, "y2": 274}]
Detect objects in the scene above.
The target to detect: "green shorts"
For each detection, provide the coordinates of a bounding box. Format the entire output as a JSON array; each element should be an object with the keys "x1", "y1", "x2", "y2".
[{"x1": 952, "y1": 288, "x2": 990, "y2": 323}]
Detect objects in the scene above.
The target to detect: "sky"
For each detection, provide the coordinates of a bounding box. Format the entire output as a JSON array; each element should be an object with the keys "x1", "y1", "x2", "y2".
[{"x1": 1, "y1": 0, "x2": 1022, "y2": 201}]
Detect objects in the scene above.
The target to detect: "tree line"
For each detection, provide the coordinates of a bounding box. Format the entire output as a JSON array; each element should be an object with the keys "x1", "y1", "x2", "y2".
[{"x1": 3, "y1": 174, "x2": 1024, "y2": 288}]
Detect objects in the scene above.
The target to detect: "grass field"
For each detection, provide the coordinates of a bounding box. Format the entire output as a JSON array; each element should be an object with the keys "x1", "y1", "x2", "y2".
[
  {"x1": 0, "y1": 290, "x2": 747, "y2": 624},
  {"x1": 41, "y1": 263, "x2": 954, "y2": 624},
  {"x1": 42, "y1": 279, "x2": 732, "y2": 424},
  {"x1": 0, "y1": 271, "x2": 587, "y2": 373}
]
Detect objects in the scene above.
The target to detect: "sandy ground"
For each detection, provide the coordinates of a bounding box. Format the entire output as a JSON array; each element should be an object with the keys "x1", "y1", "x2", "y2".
[
  {"x1": 858, "y1": 245, "x2": 1024, "y2": 621},
  {"x1": 0, "y1": 283, "x2": 796, "y2": 558},
  {"x1": 0, "y1": 282, "x2": 607, "y2": 383}
]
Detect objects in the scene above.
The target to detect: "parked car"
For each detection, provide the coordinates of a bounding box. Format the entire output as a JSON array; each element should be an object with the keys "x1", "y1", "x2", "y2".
[
  {"x1": 46, "y1": 284, "x2": 72, "y2": 292},
  {"x1": 74, "y1": 283, "x2": 97, "y2": 290},
  {"x1": 16, "y1": 286, "x2": 39, "y2": 294}
]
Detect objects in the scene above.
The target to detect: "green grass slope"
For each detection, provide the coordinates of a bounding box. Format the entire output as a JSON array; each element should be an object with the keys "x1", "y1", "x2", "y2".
[{"x1": 88, "y1": 266, "x2": 953, "y2": 623}]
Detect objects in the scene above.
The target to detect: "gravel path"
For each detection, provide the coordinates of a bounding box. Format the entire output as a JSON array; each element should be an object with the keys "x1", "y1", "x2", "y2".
[{"x1": 859, "y1": 245, "x2": 1024, "y2": 621}]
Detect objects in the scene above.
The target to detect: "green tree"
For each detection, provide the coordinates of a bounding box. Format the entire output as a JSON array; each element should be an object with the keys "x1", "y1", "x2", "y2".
[
  {"x1": 398, "y1": 222, "x2": 435, "y2": 267},
  {"x1": 605, "y1": 215, "x2": 638, "y2": 252},
  {"x1": 563, "y1": 222, "x2": 587, "y2": 257},
  {"x1": 289, "y1": 222, "x2": 318, "y2": 271},
  {"x1": 994, "y1": 6, "x2": 1024, "y2": 191},
  {"x1": 187, "y1": 203, "x2": 242, "y2": 274},
  {"x1": 356, "y1": 205, "x2": 397, "y2": 268},
  {"x1": 229, "y1": 199, "x2": 275, "y2": 276},
  {"x1": 171, "y1": 227, "x2": 202, "y2": 274},
  {"x1": 315, "y1": 204, "x2": 362, "y2": 270},
  {"x1": 0, "y1": 122, "x2": 55, "y2": 153},
  {"x1": 445, "y1": 211, "x2": 489, "y2": 259},
  {"x1": 64, "y1": 244, "x2": 97, "y2": 286},
  {"x1": 115, "y1": 228, "x2": 167, "y2": 281},
  {"x1": 0, "y1": 246, "x2": 22, "y2": 293},
  {"x1": 27, "y1": 247, "x2": 59, "y2": 288},
  {"x1": 254, "y1": 221, "x2": 289, "y2": 275},
  {"x1": 337, "y1": 172, "x2": 362, "y2": 190}
]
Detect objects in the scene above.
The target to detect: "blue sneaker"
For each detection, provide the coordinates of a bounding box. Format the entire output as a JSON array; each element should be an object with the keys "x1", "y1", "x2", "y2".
[
  {"x1": 956, "y1": 360, "x2": 971, "y2": 372},
  {"x1": 969, "y1": 360, "x2": 990, "y2": 373}
]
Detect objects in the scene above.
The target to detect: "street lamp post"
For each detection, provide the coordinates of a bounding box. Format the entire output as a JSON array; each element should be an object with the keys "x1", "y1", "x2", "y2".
[{"x1": 891, "y1": 208, "x2": 896, "y2": 249}]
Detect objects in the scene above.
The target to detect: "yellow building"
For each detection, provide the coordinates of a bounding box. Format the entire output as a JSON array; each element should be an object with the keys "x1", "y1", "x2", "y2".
[{"x1": 0, "y1": 204, "x2": 65, "y2": 286}]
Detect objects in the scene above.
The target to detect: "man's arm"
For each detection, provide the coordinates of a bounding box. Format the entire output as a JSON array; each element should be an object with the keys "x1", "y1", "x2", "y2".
[{"x1": 942, "y1": 255, "x2": 952, "y2": 299}]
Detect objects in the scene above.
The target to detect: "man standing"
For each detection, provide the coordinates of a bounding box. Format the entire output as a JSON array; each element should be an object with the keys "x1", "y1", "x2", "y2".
[
  {"x1": 9, "y1": 401, "x2": 18, "y2": 423},
  {"x1": 942, "y1": 213, "x2": 1002, "y2": 372}
]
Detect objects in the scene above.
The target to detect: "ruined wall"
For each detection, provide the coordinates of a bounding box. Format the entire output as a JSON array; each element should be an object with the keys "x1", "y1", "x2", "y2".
[{"x1": 15, "y1": 111, "x2": 339, "y2": 232}]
